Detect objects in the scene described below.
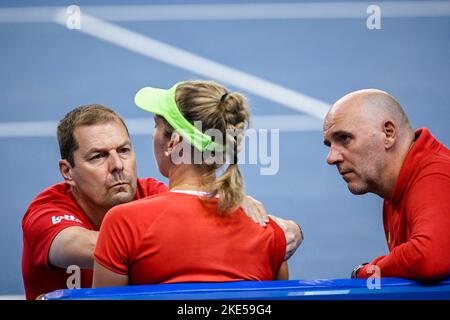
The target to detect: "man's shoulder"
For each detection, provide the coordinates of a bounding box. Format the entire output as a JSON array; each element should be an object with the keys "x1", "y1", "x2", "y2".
[
  {"x1": 22, "y1": 182, "x2": 83, "y2": 227},
  {"x1": 415, "y1": 149, "x2": 450, "y2": 179},
  {"x1": 26, "y1": 182, "x2": 71, "y2": 210},
  {"x1": 404, "y1": 148, "x2": 450, "y2": 208},
  {"x1": 135, "y1": 177, "x2": 168, "y2": 199},
  {"x1": 419, "y1": 129, "x2": 450, "y2": 166}
]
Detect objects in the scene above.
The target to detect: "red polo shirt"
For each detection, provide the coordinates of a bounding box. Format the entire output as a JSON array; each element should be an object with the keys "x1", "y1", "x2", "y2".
[
  {"x1": 94, "y1": 191, "x2": 286, "y2": 284},
  {"x1": 22, "y1": 178, "x2": 168, "y2": 300},
  {"x1": 358, "y1": 128, "x2": 450, "y2": 281}
]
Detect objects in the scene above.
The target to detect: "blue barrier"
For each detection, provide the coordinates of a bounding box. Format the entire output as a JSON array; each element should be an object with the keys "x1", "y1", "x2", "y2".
[{"x1": 44, "y1": 278, "x2": 450, "y2": 300}]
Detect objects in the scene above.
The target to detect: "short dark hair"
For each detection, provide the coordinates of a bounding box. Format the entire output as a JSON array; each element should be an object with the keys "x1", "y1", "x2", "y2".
[{"x1": 56, "y1": 104, "x2": 129, "y2": 167}]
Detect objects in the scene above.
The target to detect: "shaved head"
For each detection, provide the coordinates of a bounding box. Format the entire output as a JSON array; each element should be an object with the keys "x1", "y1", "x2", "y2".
[
  {"x1": 327, "y1": 89, "x2": 411, "y2": 132},
  {"x1": 323, "y1": 89, "x2": 415, "y2": 199}
]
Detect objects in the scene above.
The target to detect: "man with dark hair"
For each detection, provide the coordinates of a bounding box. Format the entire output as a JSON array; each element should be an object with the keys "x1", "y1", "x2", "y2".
[
  {"x1": 22, "y1": 104, "x2": 302, "y2": 300},
  {"x1": 323, "y1": 89, "x2": 450, "y2": 281}
]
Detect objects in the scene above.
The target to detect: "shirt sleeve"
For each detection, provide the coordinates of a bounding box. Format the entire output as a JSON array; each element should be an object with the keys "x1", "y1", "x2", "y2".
[
  {"x1": 94, "y1": 205, "x2": 139, "y2": 275},
  {"x1": 22, "y1": 205, "x2": 86, "y2": 269},
  {"x1": 268, "y1": 217, "x2": 287, "y2": 276},
  {"x1": 358, "y1": 168, "x2": 450, "y2": 281}
]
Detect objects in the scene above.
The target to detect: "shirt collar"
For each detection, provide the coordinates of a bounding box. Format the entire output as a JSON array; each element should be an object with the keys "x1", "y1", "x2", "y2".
[{"x1": 389, "y1": 128, "x2": 437, "y2": 204}]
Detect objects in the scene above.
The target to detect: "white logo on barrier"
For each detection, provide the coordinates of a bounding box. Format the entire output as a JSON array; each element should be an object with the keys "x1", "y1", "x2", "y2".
[
  {"x1": 366, "y1": 265, "x2": 381, "y2": 289},
  {"x1": 66, "y1": 265, "x2": 81, "y2": 289},
  {"x1": 51, "y1": 214, "x2": 83, "y2": 225}
]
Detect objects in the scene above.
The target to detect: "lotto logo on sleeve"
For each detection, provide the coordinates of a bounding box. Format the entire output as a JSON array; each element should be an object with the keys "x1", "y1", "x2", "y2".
[{"x1": 51, "y1": 214, "x2": 83, "y2": 225}]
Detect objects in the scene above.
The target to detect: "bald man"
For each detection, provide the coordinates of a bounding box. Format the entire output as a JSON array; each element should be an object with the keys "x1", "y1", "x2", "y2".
[{"x1": 323, "y1": 89, "x2": 450, "y2": 282}]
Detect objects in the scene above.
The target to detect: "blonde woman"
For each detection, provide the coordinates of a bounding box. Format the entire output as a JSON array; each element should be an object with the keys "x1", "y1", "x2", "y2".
[{"x1": 93, "y1": 80, "x2": 289, "y2": 287}]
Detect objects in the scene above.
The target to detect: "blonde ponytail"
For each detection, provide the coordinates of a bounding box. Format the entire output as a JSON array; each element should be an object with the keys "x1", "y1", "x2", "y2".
[
  {"x1": 210, "y1": 164, "x2": 244, "y2": 213},
  {"x1": 172, "y1": 80, "x2": 250, "y2": 213}
]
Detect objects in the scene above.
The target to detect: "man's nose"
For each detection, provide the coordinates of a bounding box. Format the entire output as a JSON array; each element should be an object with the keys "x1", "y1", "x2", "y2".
[
  {"x1": 327, "y1": 147, "x2": 344, "y2": 165},
  {"x1": 109, "y1": 151, "x2": 124, "y2": 172}
]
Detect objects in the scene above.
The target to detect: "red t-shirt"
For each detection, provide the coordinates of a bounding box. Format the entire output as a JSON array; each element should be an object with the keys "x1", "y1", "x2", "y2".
[
  {"x1": 94, "y1": 191, "x2": 286, "y2": 284},
  {"x1": 21, "y1": 178, "x2": 168, "y2": 300},
  {"x1": 358, "y1": 128, "x2": 450, "y2": 281}
]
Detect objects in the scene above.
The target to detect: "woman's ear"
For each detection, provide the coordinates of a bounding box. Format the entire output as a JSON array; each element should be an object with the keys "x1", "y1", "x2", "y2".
[
  {"x1": 167, "y1": 132, "x2": 181, "y2": 152},
  {"x1": 166, "y1": 132, "x2": 184, "y2": 160},
  {"x1": 383, "y1": 120, "x2": 397, "y2": 150}
]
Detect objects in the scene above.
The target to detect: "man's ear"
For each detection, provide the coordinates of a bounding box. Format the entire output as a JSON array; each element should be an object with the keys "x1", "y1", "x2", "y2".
[
  {"x1": 59, "y1": 159, "x2": 75, "y2": 187},
  {"x1": 383, "y1": 120, "x2": 397, "y2": 150}
]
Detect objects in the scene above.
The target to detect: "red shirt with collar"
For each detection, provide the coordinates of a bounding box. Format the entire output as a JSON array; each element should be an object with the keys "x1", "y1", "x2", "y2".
[
  {"x1": 21, "y1": 178, "x2": 168, "y2": 300},
  {"x1": 358, "y1": 128, "x2": 450, "y2": 281},
  {"x1": 94, "y1": 191, "x2": 286, "y2": 284}
]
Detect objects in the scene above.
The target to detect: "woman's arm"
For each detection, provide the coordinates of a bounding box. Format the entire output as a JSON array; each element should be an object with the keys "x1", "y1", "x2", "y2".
[{"x1": 92, "y1": 260, "x2": 129, "y2": 288}]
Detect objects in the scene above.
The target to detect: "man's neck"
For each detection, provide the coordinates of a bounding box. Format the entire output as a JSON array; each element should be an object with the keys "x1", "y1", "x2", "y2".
[{"x1": 379, "y1": 133, "x2": 415, "y2": 200}]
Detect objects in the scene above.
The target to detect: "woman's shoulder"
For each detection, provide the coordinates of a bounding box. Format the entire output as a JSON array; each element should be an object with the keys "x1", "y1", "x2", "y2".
[
  {"x1": 105, "y1": 192, "x2": 178, "y2": 222},
  {"x1": 115, "y1": 191, "x2": 200, "y2": 218}
]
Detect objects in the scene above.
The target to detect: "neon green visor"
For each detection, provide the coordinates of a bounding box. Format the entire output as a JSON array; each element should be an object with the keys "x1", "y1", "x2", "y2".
[{"x1": 135, "y1": 82, "x2": 224, "y2": 152}]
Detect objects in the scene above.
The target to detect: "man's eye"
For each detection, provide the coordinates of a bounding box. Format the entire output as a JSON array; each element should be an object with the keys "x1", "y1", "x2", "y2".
[
  {"x1": 340, "y1": 135, "x2": 350, "y2": 144},
  {"x1": 119, "y1": 148, "x2": 130, "y2": 154},
  {"x1": 90, "y1": 154, "x2": 105, "y2": 160}
]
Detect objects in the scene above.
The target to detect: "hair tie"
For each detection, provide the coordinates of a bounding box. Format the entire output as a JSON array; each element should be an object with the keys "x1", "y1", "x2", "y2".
[{"x1": 220, "y1": 92, "x2": 229, "y2": 103}]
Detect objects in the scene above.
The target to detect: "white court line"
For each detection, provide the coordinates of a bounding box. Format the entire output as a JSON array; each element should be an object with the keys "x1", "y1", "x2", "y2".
[
  {"x1": 0, "y1": 120, "x2": 57, "y2": 137},
  {"x1": 0, "y1": 115, "x2": 322, "y2": 138},
  {"x1": 60, "y1": 1, "x2": 450, "y2": 20},
  {"x1": 0, "y1": 6, "x2": 57, "y2": 23},
  {"x1": 1, "y1": 2, "x2": 450, "y2": 23},
  {"x1": 52, "y1": 12, "x2": 330, "y2": 120},
  {"x1": 0, "y1": 294, "x2": 25, "y2": 300},
  {"x1": 2, "y1": 2, "x2": 448, "y2": 121}
]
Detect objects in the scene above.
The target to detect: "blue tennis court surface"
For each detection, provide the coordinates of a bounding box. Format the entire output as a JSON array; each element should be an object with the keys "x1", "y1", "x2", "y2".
[{"x1": 1, "y1": 1, "x2": 449, "y2": 296}]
